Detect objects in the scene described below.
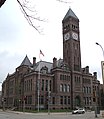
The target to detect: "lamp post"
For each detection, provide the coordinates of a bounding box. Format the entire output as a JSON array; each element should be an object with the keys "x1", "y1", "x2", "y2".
[
  {"x1": 96, "y1": 42, "x2": 104, "y2": 85},
  {"x1": 96, "y1": 42, "x2": 104, "y2": 115},
  {"x1": 96, "y1": 42, "x2": 104, "y2": 58},
  {"x1": 48, "y1": 90, "x2": 51, "y2": 115}
]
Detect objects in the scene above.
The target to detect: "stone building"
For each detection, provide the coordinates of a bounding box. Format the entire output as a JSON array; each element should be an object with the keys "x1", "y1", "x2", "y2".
[{"x1": 1, "y1": 8, "x2": 100, "y2": 110}]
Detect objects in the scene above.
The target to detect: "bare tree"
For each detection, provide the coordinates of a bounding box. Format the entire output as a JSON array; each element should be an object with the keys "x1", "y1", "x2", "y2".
[
  {"x1": 17, "y1": 0, "x2": 71, "y2": 33},
  {"x1": 1, "y1": 0, "x2": 71, "y2": 33},
  {"x1": 17, "y1": 0, "x2": 45, "y2": 33}
]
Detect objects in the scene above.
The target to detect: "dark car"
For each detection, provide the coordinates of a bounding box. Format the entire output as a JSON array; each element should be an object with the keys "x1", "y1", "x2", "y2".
[{"x1": 72, "y1": 108, "x2": 85, "y2": 114}]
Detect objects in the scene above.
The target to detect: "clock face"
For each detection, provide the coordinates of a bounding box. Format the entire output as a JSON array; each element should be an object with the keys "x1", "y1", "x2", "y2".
[
  {"x1": 72, "y1": 32, "x2": 78, "y2": 40},
  {"x1": 64, "y1": 32, "x2": 70, "y2": 41}
]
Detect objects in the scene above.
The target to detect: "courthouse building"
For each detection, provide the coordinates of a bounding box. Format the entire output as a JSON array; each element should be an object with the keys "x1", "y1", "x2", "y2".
[{"x1": 2, "y1": 8, "x2": 101, "y2": 110}]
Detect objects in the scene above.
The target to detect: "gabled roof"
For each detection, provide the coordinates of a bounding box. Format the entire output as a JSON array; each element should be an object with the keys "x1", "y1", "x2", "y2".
[
  {"x1": 63, "y1": 8, "x2": 78, "y2": 20},
  {"x1": 20, "y1": 55, "x2": 32, "y2": 67},
  {"x1": 34, "y1": 61, "x2": 53, "y2": 73}
]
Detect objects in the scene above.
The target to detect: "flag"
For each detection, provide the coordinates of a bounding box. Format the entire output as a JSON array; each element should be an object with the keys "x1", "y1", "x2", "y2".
[{"x1": 40, "y1": 50, "x2": 44, "y2": 56}]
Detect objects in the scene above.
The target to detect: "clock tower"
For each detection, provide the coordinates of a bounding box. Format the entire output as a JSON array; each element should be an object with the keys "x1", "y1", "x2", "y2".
[{"x1": 62, "y1": 8, "x2": 81, "y2": 72}]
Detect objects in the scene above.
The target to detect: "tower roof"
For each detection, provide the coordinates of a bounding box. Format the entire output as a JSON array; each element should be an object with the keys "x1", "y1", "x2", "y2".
[
  {"x1": 63, "y1": 8, "x2": 78, "y2": 20},
  {"x1": 20, "y1": 55, "x2": 32, "y2": 67}
]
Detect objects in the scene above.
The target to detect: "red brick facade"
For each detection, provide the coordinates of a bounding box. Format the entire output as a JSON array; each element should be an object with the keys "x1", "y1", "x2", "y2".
[{"x1": 1, "y1": 8, "x2": 101, "y2": 111}]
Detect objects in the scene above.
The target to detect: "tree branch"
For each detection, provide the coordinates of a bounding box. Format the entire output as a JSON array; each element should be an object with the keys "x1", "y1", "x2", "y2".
[
  {"x1": 17, "y1": 0, "x2": 43, "y2": 33},
  {"x1": 56, "y1": 0, "x2": 72, "y2": 4}
]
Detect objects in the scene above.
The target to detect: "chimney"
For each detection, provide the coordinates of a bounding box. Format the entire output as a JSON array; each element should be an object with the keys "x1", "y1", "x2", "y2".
[
  {"x1": 86, "y1": 66, "x2": 89, "y2": 74},
  {"x1": 33, "y1": 57, "x2": 36, "y2": 66},
  {"x1": 53, "y1": 57, "x2": 57, "y2": 68},
  {"x1": 93, "y1": 72, "x2": 97, "y2": 79}
]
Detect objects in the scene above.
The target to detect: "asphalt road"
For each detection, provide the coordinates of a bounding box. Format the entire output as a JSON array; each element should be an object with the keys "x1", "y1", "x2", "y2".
[{"x1": 0, "y1": 110, "x2": 103, "y2": 119}]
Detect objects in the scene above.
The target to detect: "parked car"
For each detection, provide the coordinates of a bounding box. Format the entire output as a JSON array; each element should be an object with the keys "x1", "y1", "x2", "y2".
[{"x1": 72, "y1": 108, "x2": 85, "y2": 114}]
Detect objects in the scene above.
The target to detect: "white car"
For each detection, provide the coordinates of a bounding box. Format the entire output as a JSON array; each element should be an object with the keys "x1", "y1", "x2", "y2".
[{"x1": 72, "y1": 108, "x2": 85, "y2": 114}]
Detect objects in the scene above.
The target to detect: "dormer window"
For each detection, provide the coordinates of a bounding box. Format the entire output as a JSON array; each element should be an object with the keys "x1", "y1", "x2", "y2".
[{"x1": 40, "y1": 66, "x2": 48, "y2": 74}]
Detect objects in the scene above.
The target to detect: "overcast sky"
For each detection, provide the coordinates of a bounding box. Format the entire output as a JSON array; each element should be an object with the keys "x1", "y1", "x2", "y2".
[{"x1": 0, "y1": 0, "x2": 104, "y2": 90}]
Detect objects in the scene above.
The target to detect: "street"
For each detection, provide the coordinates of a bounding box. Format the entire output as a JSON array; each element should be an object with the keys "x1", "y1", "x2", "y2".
[{"x1": 0, "y1": 110, "x2": 103, "y2": 119}]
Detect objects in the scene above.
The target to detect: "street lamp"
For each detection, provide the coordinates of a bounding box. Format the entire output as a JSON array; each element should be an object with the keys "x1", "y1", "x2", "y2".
[
  {"x1": 96, "y1": 42, "x2": 104, "y2": 58},
  {"x1": 96, "y1": 42, "x2": 104, "y2": 116},
  {"x1": 96, "y1": 42, "x2": 104, "y2": 85}
]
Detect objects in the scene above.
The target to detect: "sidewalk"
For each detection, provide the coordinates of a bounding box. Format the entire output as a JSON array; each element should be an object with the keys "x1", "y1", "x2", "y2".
[
  {"x1": 0, "y1": 109, "x2": 72, "y2": 115},
  {"x1": 0, "y1": 109, "x2": 104, "y2": 118}
]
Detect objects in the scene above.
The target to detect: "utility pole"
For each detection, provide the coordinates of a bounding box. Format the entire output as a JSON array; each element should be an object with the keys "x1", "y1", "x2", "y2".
[
  {"x1": 23, "y1": 97, "x2": 26, "y2": 112},
  {"x1": 37, "y1": 80, "x2": 40, "y2": 112},
  {"x1": 48, "y1": 90, "x2": 51, "y2": 115},
  {"x1": 23, "y1": 100, "x2": 25, "y2": 112},
  {"x1": 94, "y1": 89, "x2": 97, "y2": 118}
]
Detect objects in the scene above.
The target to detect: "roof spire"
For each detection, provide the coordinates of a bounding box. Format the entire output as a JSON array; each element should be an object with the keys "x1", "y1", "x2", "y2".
[
  {"x1": 20, "y1": 55, "x2": 32, "y2": 67},
  {"x1": 63, "y1": 8, "x2": 78, "y2": 21}
]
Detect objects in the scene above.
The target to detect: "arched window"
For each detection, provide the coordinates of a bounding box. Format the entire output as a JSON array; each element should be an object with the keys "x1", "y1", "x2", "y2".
[
  {"x1": 89, "y1": 87, "x2": 91, "y2": 93},
  {"x1": 60, "y1": 84, "x2": 63, "y2": 92},
  {"x1": 63, "y1": 84, "x2": 66, "y2": 92},
  {"x1": 83, "y1": 87, "x2": 86, "y2": 93},
  {"x1": 65, "y1": 84, "x2": 67, "y2": 92},
  {"x1": 67, "y1": 85, "x2": 70, "y2": 92}
]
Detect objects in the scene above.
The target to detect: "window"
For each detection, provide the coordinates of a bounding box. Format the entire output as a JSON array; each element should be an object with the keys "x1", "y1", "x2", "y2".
[
  {"x1": 29, "y1": 80, "x2": 30, "y2": 91},
  {"x1": 63, "y1": 75, "x2": 65, "y2": 80},
  {"x1": 86, "y1": 87, "x2": 88, "y2": 93},
  {"x1": 60, "y1": 75, "x2": 62, "y2": 80},
  {"x1": 65, "y1": 84, "x2": 67, "y2": 92},
  {"x1": 93, "y1": 98, "x2": 95, "y2": 102},
  {"x1": 31, "y1": 79, "x2": 32, "y2": 91},
  {"x1": 52, "y1": 97, "x2": 55, "y2": 104},
  {"x1": 64, "y1": 96, "x2": 67, "y2": 104},
  {"x1": 60, "y1": 84, "x2": 63, "y2": 92},
  {"x1": 78, "y1": 77, "x2": 80, "y2": 83},
  {"x1": 50, "y1": 80, "x2": 51, "y2": 91},
  {"x1": 42, "y1": 79, "x2": 44, "y2": 91},
  {"x1": 68, "y1": 76, "x2": 70, "y2": 80},
  {"x1": 40, "y1": 96, "x2": 44, "y2": 104},
  {"x1": 24, "y1": 81, "x2": 26, "y2": 92},
  {"x1": 89, "y1": 87, "x2": 91, "y2": 93},
  {"x1": 83, "y1": 97, "x2": 86, "y2": 105},
  {"x1": 83, "y1": 87, "x2": 85, "y2": 93},
  {"x1": 28, "y1": 95, "x2": 32, "y2": 104},
  {"x1": 60, "y1": 96, "x2": 63, "y2": 105},
  {"x1": 75, "y1": 76, "x2": 76, "y2": 82},
  {"x1": 63, "y1": 85, "x2": 66, "y2": 92},
  {"x1": 68, "y1": 96, "x2": 70, "y2": 104},
  {"x1": 46, "y1": 80, "x2": 48, "y2": 91},
  {"x1": 67, "y1": 85, "x2": 70, "y2": 92}
]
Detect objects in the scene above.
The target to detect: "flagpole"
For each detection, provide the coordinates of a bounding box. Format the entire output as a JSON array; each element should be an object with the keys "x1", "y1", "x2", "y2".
[
  {"x1": 37, "y1": 54, "x2": 41, "y2": 112},
  {"x1": 37, "y1": 50, "x2": 44, "y2": 112}
]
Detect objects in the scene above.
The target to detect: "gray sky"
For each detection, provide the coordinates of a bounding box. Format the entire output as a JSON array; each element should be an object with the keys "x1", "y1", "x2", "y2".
[{"x1": 0, "y1": 0, "x2": 104, "y2": 89}]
